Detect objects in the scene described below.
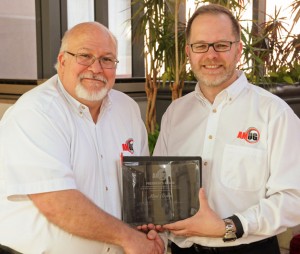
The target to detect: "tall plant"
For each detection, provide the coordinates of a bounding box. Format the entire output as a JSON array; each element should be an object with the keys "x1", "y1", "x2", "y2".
[
  {"x1": 242, "y1": 3, "x2": 300, "y2": 85},
  {"x1": 161, "y1": 0, "x2": 190, "y2": 101},
  {"x1": 131, "y1": 0, "x2": 190, "y2": 134}
]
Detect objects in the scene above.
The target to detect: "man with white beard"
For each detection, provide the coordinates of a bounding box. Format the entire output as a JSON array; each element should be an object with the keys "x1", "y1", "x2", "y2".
[{"x1": 0, "y1": 22, "x2": 164, "y2": 254}]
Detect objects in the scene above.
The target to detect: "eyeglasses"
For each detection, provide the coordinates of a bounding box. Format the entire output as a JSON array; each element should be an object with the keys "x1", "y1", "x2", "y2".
[
  {"x1": 188, "y1": 41, "x2": 240, "y2": 53},
  {"x1": 65, "y1": 51, "x2": 119, "y2": 69}
]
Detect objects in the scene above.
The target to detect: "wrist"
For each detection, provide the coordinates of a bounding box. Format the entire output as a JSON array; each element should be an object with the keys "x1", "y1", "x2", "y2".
[
  {"x1": 227, "y1": 215, "x2": 244, "y2": 239},
  {"x1": 222, "y1": 218, "x2": 237, "y2": 242}
]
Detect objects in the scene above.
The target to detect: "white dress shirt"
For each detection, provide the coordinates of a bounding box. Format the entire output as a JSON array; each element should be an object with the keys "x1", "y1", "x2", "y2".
[
  {"x1": 154, "y1": 71, "x2": 300, "y2": 247},
  {"x1": 0, "y1": 75, "x2": 149, "y2": 253}
]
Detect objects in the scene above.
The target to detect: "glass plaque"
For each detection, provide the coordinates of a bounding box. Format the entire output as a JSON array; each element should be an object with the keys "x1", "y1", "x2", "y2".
[{"x1": 122, "y1": 156, "x2": 202, "y2": 226}]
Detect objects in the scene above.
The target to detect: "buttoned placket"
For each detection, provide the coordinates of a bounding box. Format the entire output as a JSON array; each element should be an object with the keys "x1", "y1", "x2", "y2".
[
  {"x1": 94, "y1": 103, "x2": 112, "y2": 210},
  {"x1": 78, "y1": 104, "x2": 86, "y2": 117},
  {"x1": 80, "y1": 102, "x2": 110, "y2": 207},
  {"x1": 201, "y1": 94, "x2": 227, "y2": 191}
]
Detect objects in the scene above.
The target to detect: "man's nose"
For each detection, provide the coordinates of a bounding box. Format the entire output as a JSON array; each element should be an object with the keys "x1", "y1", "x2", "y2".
[
  {"x1": 88, "y1": 59, "x2": 103, "y2": 72},
  {"x1": 206, "y1": 45, "x2": 219, "y2": 57}
]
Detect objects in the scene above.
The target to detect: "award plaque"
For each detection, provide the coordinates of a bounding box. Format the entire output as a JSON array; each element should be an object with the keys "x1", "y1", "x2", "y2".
[{"x1": 122, "y1": 156, "x2": 202, "y2": 226}]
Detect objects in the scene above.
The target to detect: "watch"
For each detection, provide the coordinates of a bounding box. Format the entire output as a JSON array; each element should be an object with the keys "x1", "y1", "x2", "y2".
[{"x1": 223, "y1": 218, "x2": 237, "y2": 242}]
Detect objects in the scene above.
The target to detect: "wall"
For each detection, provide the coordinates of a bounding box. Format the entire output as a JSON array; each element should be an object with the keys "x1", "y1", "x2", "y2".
[{"x1": 0, "y1": 0, "x2": 37, "y2": 80}]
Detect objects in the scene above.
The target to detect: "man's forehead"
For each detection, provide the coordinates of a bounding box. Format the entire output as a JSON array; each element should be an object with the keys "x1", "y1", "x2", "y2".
[{"x1": 76, "y1": 47, "x2": 116, "y2": 57}]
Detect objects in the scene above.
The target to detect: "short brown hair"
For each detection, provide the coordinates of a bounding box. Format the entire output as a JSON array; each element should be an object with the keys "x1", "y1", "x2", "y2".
[{"x1": 186, "y1": 4, "x2": 241, "y2": 42}]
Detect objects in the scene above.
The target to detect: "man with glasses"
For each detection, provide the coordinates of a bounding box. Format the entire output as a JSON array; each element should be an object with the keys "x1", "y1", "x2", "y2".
[
  {"x1": 0, "y1": 22, "x2": 164, "y2": 254},
  {"x1": 152, "y1": 4, "x2": 300, "y2": 254}
]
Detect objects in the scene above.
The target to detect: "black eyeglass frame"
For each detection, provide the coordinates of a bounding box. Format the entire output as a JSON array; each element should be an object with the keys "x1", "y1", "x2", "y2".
[
  {"x1": 188, "y1": 40, "x2": 240, "y2": 53},
  {"x1": 64, "y1": 51, "x2": 119, "y2": 69}
]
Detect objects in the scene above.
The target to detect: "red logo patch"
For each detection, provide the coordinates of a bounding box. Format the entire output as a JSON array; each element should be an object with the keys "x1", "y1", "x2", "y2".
[
  {"x1": 122, "y1": 138, "x2": 134, "y2": 154},
  {"x1": 237, "y1": 127, "x2": 260, "y2": 143}
]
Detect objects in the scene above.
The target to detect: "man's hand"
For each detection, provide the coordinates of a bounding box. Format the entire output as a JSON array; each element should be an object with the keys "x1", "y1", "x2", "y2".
[
  {"x1": 137, "y1": 224, "x2": 165, "y2": 233},
  {"x1": 122, "y1": 229, "x2": 165, "y2": 254},
  {"x1": 163, "y1": 188, "x2": 225, "y2": 238}
]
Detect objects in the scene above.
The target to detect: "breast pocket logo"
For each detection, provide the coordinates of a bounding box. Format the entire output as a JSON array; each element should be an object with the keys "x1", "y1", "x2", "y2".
[
  {"x1": 237, "y1": 127, "x2": 260, "y2": 143},
  {"x1": 122, "y1": 138, "x2": 134, "y2": 154}
]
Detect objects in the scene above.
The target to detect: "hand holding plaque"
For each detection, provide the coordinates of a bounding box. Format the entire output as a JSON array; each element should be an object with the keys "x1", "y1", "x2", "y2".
[{"x1": 122, "y1": 156, "x2": 202, "y2": 226}]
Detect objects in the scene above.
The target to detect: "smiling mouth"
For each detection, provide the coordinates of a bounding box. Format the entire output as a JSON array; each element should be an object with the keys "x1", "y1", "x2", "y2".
[
  {"x1": 84, "y1": 78, "x2": 105, "y2": 83},
  {"x1": 203, "y1": 64, "x2": 222, "y2": 69},
  {"x1": 79, "y1": 74, "x2": 108, "y2": 84},
  {"x1": 81, "y1": 78, "x2": 103, "y2": 88}
]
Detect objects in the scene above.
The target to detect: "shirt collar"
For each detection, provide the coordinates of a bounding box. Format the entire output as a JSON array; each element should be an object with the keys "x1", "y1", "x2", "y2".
[
  {"x1": 194, "y1": 84, "x2": 208, "y2": 104},
  {"x1": 56, "y1": 76, "x2": 112, "y2": 119},
  {"x1": 223, "y1": 70, "x2": 248, "y2": 103}
]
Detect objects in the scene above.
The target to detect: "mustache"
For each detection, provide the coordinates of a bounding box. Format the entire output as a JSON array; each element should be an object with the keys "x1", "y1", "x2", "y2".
[{"x1": 79, "y1": 73, "x2": 108, "y2": 84}]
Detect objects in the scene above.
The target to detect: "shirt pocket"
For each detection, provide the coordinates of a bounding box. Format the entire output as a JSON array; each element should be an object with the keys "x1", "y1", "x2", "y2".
[{"x1": 221, "y1": 144, "x2": 267, "y2": 191}]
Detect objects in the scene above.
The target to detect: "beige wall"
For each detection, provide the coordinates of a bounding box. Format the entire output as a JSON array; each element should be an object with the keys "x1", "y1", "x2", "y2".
[{"x1": 0, "y1": 103, "x2": 12, "y2": 119}]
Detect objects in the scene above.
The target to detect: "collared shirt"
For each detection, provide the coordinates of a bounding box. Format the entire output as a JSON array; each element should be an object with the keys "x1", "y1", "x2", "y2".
[
  {"x1": 0, "y1": 75, "x2": 149, "y2": 253},
  {"x1": 154, "y1": 71, "x2": 300, "y2": 247}
]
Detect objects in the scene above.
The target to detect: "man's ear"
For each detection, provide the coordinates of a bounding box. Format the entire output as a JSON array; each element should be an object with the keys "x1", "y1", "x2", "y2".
[
  {"x1": 185, "y1": 44, "x2": 190, "y2": 58},
  {"x1": 57, "y1": 52, "x2": 66, "y2": 68},
  {"x1": 237, "y1": 41, "x2": 243, "y2": 61}
]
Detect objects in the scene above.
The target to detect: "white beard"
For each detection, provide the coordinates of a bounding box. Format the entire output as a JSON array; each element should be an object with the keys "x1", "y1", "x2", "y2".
[{"x1": 75, "y1": 83, "x2": 109, "y2": 102}]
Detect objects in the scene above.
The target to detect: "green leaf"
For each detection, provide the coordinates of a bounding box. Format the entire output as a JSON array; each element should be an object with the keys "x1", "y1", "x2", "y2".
[{"x1": 283, "y1": 76, "x2": 294, "y2": 84}]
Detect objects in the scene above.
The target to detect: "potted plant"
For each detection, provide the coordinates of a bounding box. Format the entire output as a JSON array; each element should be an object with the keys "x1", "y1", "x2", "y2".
[
  {"x1": 131, "y1": 0, "x2": 192, "y2": 137},
  {"x1": 242, "y1": 2, "x2": 300, "y2": 85}
]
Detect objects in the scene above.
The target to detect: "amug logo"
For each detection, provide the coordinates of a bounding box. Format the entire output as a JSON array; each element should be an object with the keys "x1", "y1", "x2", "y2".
[
  {"x1": 237, "y1": 127, "x2": 260, "y2": 143},
  {"x1": 122, "y1": 138, "x2": 134, "y2": 154}
]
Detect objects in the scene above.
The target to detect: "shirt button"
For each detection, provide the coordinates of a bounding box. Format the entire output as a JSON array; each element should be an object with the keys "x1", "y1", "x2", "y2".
[
  {"x1": 107, "y1": 247, "x2": 110, "y2": 252},
  {"x1": 79, "y1": 111, "x2": 83, "y2": 116},
  {"x1": 106, "y1": 186, "x2": 108, "y2": 191},
  {"x1": 212, "y1": 109, "x2": 217, "y2": 113},
  {"x1": 81, "y1": 105, "x2": 85, "y2": 110},
  {"x1": 203, "y1": 161, "x2": 208, "y2": 166},
  {"x1": 208, "y1": 135, "x2": 213, "y2": 139}
]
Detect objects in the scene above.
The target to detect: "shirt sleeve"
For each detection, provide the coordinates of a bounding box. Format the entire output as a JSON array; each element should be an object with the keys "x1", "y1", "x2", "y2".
[
  {"x1": 236, "y1": 108, "x2": 300, "y2": 236},
  {"x1": 1, "y1": 104, "x2": 76, "y2": 199}
]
